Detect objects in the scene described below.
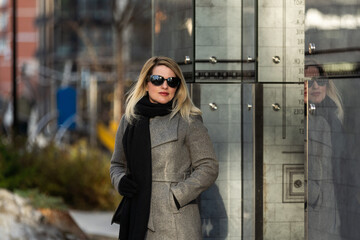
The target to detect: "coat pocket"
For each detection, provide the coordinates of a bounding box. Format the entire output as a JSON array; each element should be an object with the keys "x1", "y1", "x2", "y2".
[{"x1": 169, "y1": 183, "x2": 180, "y2": 213}]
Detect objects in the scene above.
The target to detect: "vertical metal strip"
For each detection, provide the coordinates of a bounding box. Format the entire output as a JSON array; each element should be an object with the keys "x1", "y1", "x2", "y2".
[
  {"x1": 282, "y1": 0, "x2": 287, "y2": 139},
  {"x1": 304, "y1": 87, "x2": 308, "y2": 240},
  {"x1": 241, "y1": 0, "x2": 245, "y2": 235},
  {"x1": 12, "y1": 0, "x2": 18, "y2": 133},
  {"x1": 255, "y1": 0, "x2": 258, "y2": 83},
  {"x1": 192, "y1": 0, "x2": 196, "y2": 82},
  {"x1": 151, "y1": 0, "x2": 154, "y2": 56},
  {"x1": 282, "y1": 85, "x2": 287, "y2": 139},
  {"x1": 254, "y1": 83, "x2": 263, "y2": 240},
  {"x1": 254, "y1": 0, "x2": 262, "y2": 238},
  {"x1": 241, "y1": 0, "x2": 244, "y2": 82},
  {"x1": 241, "y1": 84, "x2": 244, "y2": 238}
]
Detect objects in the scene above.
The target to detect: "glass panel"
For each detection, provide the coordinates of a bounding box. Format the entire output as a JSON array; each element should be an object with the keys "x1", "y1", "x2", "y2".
[
  {"x1": 194, "y1": 83, "x2": 255, "y2": 239},
  {"x1": 306, "y1": 74, "x2": 360, "y2": 240},
  {"x1": 305, "y1": 1, "x2": 360, "y2": 77},
  {"x1": 258, "y1": 0, "x2": 305, "y2": 83},
  {"x1": 194, "y1": 1, "x2": 256, "y2": 82},
  {"x1": 152, "y1": 0, "x2": 193, "y2": 80},
  {"x1": 242, "y1": 0, "x2": 257, "y2": 82},
  {"x1": 262, "y1": 83, "x2": 305, "y2": 239},
  {"x1": 242, "y1": 84, "x2": 255, "y2": 240},
  {"x1": 305, "y1": 1, "x2": 360, "y2": 239}
]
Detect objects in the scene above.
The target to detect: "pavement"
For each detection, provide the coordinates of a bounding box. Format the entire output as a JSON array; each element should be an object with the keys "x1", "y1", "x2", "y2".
[{"x1": 69, "y1": 210, "x2": 118, "y2": 239}]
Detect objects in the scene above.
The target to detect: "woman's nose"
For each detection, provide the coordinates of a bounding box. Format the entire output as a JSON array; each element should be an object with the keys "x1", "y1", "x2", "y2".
[{"x1": 161, "y1": 80, "x2": 168, "y2": 89}]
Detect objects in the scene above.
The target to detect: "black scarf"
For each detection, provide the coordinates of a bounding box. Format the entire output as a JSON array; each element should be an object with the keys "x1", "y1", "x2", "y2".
[{"x1": 121, "y1": 96, "x2": 173, "y2": 239}]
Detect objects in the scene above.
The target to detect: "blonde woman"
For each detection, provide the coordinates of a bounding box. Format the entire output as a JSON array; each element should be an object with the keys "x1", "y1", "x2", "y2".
[
  {"x1": 305, "y1": 62, "x2": 345, "y2": 238},
  {"x1": 110, "y1": 56, "x2": 219, "y2": 239},
  {"x1": 305, "y1": 63, "x2": 344, "y2": 124}
]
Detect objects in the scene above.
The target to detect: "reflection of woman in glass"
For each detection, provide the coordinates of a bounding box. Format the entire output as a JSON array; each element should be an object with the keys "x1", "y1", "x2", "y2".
[
  {"x1": 306, "y1": 63, "x2": 345, "y2": 178},
  {"x1": 110, "y1": 56, "x2": 219, "y2": 239},
  {"x1": 305, "y1": 62, "x2": 344, "y2": 238},
  {"x1": 306, "y1": 64, "x2": 343, "y2": 124}
]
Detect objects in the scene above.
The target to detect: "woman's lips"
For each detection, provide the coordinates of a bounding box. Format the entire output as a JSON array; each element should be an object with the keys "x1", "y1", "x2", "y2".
[
  {"x1": 159, "y1": 92, "x2": 169, "y2": 96},
  {"x1": 311, "y1": 92, "x2": 321, "y2": 97}
]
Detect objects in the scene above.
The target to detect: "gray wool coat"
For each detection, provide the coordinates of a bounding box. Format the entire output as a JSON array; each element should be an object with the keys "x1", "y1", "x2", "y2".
[
  {"x1": 308, "y1": 114, "x2": 340, "y2": 238},
  {"x1": 110, "y1": 113, "x2": 219, "y2": 240}
]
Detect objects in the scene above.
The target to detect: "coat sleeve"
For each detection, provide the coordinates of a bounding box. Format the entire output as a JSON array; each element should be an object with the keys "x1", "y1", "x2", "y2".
[
  {"x1": 171, "y1": 115, "x2": 219, "y2": 207},
  {"x1": 110, "y1": 115, "x2": 128, "y2": 193}
]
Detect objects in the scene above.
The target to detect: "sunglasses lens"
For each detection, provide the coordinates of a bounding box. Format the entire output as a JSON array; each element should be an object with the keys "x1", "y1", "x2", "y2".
[
  {"x1": 167, "y1": 77, "x2": 180, "y2": 88},
  {"x1": 317, "y1": 78, "x2": 329, "y2": 86},
  {"x1": 308, "y1": 77, "x2": 328, "y2": 87},
  {"x1": 149, "y1": 75, "x2": 164, "y2": 86}
]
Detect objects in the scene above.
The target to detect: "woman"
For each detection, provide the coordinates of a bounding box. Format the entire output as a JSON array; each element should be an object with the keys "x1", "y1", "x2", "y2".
[
  {"x1": 306, "y1": 63, "x2": 345, "y2": 169},
  {"x1": 110, "y1": 56, "x2": 219, "y2": 240},
  {"x1": 306, "y1": 63, "x2": 343, "y2": 124},
  {"x1": 305, "y1": 63, "x2": 344, "y2": 238}
]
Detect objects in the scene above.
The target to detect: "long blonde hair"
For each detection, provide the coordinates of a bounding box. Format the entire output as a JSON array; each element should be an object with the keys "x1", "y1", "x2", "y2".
[
  {"x1": 124, "y1": 56, "x2": 201, "y2": 123},
  {"x1": 327, "y1": 80, "x2": 344, "y2": 123}
]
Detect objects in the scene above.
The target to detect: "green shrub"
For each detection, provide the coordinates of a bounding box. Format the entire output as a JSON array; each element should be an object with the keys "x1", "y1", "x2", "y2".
[
  {"x1": 15, "y1": 188, "x2": 68, "y2": 210},
  {"x1": 0, "y1": 137, "x2": 121, "y2": 210}
]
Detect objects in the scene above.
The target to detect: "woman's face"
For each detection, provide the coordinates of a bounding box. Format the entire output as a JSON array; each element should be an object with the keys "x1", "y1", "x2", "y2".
[
  {"x1": 306, "y1": 66, "x2": 327, "y2": 104},
  {"x1": 146, "y1": 65, "x2": 178, "y2": 104}
]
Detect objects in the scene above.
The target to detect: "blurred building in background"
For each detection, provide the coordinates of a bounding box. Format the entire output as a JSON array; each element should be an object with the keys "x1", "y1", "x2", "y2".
[
  {"x1": 33, "y1": 0, "x2": 151, "y2": 148},
  {"x1": 0, "y1": 0, "x2": 38, "y2": 134},
  {"x1": 0, "y1": 0, "x2": 11, "y2": 97},
  {"x1": 35, "y1": 0, "x2": 117, "y2": 146},
  {"x1": 0, "y1": 0, "x2": 151, "y2": 148}
]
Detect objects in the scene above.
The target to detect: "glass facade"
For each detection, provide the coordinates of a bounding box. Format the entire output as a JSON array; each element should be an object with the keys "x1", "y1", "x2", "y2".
[
  {"x1": 152, "y1": 0, "x2": 360, "y2": 239},
  {"x1": 305, "y1": 0, "x2": 360, "y2": 239},
  {"x1": 153, "y1": 1, "x2": 257, "y2": 238},
  {"x1": 152, "y1": 0, "x2": 194, "y2": 79},
  {"x1": 192, "y1": 83, "x2": 255, "y2": 239}
]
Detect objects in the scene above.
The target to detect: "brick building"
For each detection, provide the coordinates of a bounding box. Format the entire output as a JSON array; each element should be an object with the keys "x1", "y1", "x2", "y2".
[{"x1": 0, "y1": 0, "x2": 38, "y2": 100}]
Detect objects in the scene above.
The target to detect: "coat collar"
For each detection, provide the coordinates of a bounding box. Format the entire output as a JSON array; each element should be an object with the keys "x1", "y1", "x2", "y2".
[{"x1": 149, "y1": 113, "x2": 180, "y2": 148}]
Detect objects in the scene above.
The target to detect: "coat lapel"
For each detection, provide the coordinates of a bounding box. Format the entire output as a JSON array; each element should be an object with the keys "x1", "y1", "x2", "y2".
[{"x1": 150, "y1": 114, "x2": 180, "y2": 148}]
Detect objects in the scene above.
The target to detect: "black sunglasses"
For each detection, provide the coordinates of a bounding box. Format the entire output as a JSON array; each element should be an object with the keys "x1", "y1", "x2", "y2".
[
  {"x1": 149, "y1": 75, "x2": 180, "y2": 88},
  {"x1": 308, "y1": 77, "x2": 329, "y2": 88}
]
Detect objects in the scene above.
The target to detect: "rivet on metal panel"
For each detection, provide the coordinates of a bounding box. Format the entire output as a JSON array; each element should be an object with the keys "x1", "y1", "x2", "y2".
[
  {"x1": 272, "y1": 56, "x2": 281, "y2": 64},
  {"x1": 184, "y1": 56, "x2": 191, "y2": 64},
  {"x1": 209, "y1": 102, "x2": 218, "y2": 111},
  {"x1": 309, "y1": 43, "x2": 316, "y2": 54},
  {"x1": 272, "y1": 103, "x2": 281, "y2": 111},
  {"x1": 209, "y1": 56, "x2": 217, "y2": 64}
]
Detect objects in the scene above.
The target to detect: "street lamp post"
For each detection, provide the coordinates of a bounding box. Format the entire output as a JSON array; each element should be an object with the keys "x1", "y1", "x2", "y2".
[{"x1": 12, "y1": 0, "x2": 18, "y2": 134}]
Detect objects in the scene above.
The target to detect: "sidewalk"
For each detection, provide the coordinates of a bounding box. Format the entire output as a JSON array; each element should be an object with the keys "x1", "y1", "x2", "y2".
[{"x1": 69, "y1": 210, "x2": 118, "y2": 239}]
